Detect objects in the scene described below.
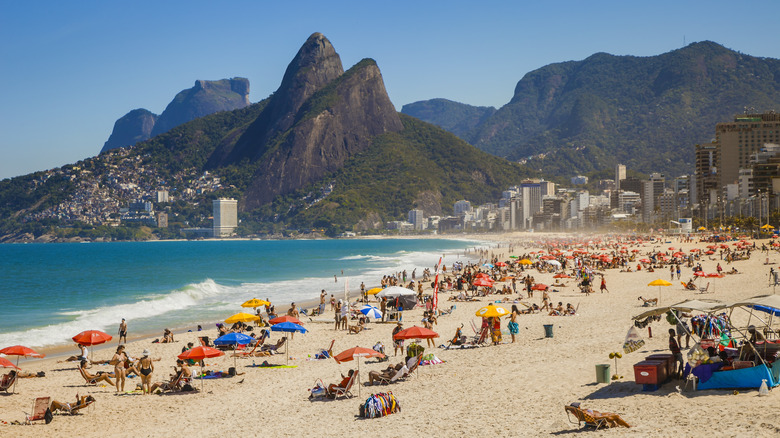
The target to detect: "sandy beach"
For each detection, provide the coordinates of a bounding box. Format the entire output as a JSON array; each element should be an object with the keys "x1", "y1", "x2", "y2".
[{"x1": 4, "y1": 232, "x2": 780, "y2": 437}]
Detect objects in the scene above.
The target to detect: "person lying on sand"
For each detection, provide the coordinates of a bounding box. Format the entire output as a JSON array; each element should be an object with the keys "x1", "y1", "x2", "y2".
[
  {"x1": 50, "y1": 394, "x2": 96, "y2": 414},
  {"x1": 348, "y1": 320, "x2": 365, "y2": 334},
  {"x1": 79, "y1": 360, "x2": 115, "y2": 386}
]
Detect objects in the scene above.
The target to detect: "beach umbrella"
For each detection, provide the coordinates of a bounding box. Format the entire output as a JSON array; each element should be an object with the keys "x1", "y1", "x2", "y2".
[
  {"x1": 72, "y1": 330, "x2": 112, "y2": 365},
  {"x1": 553, "y1": 273, "x2": 571, "y2": 279},
  {"x1": 241, "y1": 298, "x2": 270, "y2": 309},
  {"x1": 0, "y1": 345, "x2": 44, "y2": 394},
  {"x1": 178, "y1": 346, "x2": 225, "y2": 391},
  {"x1": 72, "y1": 330, "x2": 112, "y2": 346},
  {"x1": 359, "y1": 305, "x2": 382, "y2": 319},
  {"x1": 268, "y1": 315, "x2": 302, "y2": 325},
  {"x1": 648, "y1": 279, "x2": 673, "y2": 304},
  {"x1": 518, "y1": 259, "x2": 533, "y2": 265},
  {"x1": 214, "y1": 332, "x2": 255, "y2": 369},
  {"x1": 393, "y1": 325, "x2": 439, "y2": 340},
  {"x1": 333, "y1": 346, "x2": 385, "y2": 396},
  {"x1": 495, "y1": 262, "x2": 508, "y2": 267},
  {"x1": 366, "y1": 287, "x2": 383, "y2": 296},
  {"x1": 270, "y1": 322, "x2": 307, "y2": 365},
  {"x1": 0, "y1": 357, "x2": 19, "y2": 370},
  {"x1": 224, "y1": 312, "x2": 260, "y2": 324},
  {"x1": 693, "y1": 271, "x2": 705, "y2": 277},
  {"x1": 532, "y1": 283, "x2": 549, "y2": 291},
  {"x1": 475, "y1": 304, "x2": 509, "y2": 318},
  {"x1": 473, "y1": 278, "x2": 494, "y2": 287}
]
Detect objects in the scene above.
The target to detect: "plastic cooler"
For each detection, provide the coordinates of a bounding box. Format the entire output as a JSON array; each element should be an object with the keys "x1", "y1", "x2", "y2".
[
  {"x1": 634, "y1": 360, "x2": 668, "y2": 385},
  {"x1": 645, "y1": 354, "x2": 675, "y2": 378}
]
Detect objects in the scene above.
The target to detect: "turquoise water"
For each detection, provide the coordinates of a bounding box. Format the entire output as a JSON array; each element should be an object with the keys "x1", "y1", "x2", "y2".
[{"x1": 0, "y1": 238, "x2": 480, "y2": 348}]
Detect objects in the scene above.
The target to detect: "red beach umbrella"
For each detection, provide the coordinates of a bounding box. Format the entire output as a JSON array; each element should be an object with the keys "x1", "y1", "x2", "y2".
[
  {"x1": 269, "y1": 315, "x2": 303, "y2": 325},
  {"x1": 0, "y1": 357, "x2": 19, "y2": 370},
  {"x1": 473, "y1": 278, "x2": 494, "y2": 287},
  {"x1": 475, "y1": 272, "x2": 492, "y2": 279},
  {"x1": 531, "y1": 283, "x2": 549, "y2": 291},
  {"x1": 495, "y1": 262, "x2": 508, "y2": 267},
  {"x1": 333, "y1": 346, "x2": 385, "y2": 396},
  {"x1": 693, "y1": 271, "x2": 706, "y2": 277},
  {"x1": 72, "y1": 330, "x2": 112, "y2": 346},
  {"x1": 639, "y1": 258, "x2": 651, "y2": 263},
  {"x1": 393, "y1": 326, "x2": 439, "y2": 340},
  {"x1": 0, "y1": 345, "x2": 44, "y2": 393},
  {"x1": 178, "y1": 346, "x2": 225, "y2": 391},
  {"x1": 553, "y1": 273, "x2": 571, "y2": 279}
]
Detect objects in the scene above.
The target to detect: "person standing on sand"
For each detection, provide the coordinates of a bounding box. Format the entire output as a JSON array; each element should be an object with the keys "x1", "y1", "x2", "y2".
[
  {"x1": 392, "y1": 323, "x2": 404, "y2": 356},
  {"x1": 380, "y1": 297, "x2": 387, "y2": 322},
  {"x1": 508, "y1": 305, "x2": 519, "y2": 343},
  {"x1": 319, "y1": 290, "x2": 326, "y2": 315},
  {"x1": 138, "y1": 349, "x2": 154, "y2": 395},
  {"x1": 669, "y1": 328, "x2": 683, "y2": 379},
  {"x1": 334, "y1": 300, "x2": 342, "y2": 330},
  {"x1": 600, "y1": 275, "x2": 609, "y2": 293},
  {"x1": 111, "y1": 345, "x2": 127, "y2": 392},
  {"x1": 118, "y1": 318, "x2": 127, "y2": 344}
]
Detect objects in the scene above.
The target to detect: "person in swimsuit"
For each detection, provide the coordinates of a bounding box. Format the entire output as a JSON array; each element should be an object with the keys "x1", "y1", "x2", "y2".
[
  {"x1": 111, "y1": 345, "x2": 127, "y2": 392},
  {"x1": 508, "y1": 305, "x2": 520, "y2": 343},
  {"x1": 138, "y1": 349, "x2": 154, "y2": 394},
  {"x1": 118, "y1": 318, "x2": 127, "y2": 344}
]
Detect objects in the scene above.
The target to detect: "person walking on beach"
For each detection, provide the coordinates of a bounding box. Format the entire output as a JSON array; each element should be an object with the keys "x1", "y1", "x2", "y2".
[
  {"x1": 319, "y1": 290, "x2": 326, "y2": 315},
  {"x1": 600, "y1": 275, "x2": 609, "y2": 293},
  {"x1": 118, "y1": 318, "x2": 127, "y2": 344},
  {"x1": 508, "y1": 305, "x2": 519, "y2": 343}
]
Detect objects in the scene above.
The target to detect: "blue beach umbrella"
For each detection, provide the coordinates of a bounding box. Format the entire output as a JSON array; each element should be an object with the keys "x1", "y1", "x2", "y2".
[
  {"x1": 214, "y1": 332, "x2": 255, "y2": 368},
  {"x1": 360, "y1": 305, "x2": 382, "y2": 319},
  {"x1": 270, "y1": 322, "x2": 307, "y2": 364}
]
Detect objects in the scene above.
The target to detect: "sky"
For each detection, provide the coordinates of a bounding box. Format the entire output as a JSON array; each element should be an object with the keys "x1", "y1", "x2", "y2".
[{"x1": 1, "y1": 1, "x2": 779, "y2": 180}]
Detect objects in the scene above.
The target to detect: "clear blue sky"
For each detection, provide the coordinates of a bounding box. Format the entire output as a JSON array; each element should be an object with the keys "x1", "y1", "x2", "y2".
[{"x1": 1, "y1": 1, "x2": 779, "y2": 180}]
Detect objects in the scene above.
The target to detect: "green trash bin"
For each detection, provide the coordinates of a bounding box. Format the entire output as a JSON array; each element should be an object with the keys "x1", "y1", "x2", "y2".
[
  {"x1": 543, "y1": 324, "x2": 554, "y2": 338},
  {"x1": 596, "y1": 364, "x2": 611, "y2": 383}
]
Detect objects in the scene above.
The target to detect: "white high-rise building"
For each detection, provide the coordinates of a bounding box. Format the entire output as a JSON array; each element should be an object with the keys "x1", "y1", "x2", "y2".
[
  {"x1": 213, "y1": 198, "x2": 238, "y2": 237},
  {"x1": 454, "y1": 200, "x2": 472, "y2": 215},
  {"x1": 615, "y1": 164, "x2": 626, "y2": 190},
  {"x1": 408, "y1": 209, "x2": 425, "y2": 230}
]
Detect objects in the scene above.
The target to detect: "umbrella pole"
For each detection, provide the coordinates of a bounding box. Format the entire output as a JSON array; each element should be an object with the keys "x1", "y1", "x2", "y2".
[
  {"x1": 12, "y1": 356, "x2": 19, "y2": 394},
  {"x1": 201, "y1": 363, "x2": 205, "y2": 392},
  {"x1": 286, "y1": 338, "x2": 289, "y2": 366},
  {"x1": 358, "y1": 357, "x2": 361, "y2": 398}
]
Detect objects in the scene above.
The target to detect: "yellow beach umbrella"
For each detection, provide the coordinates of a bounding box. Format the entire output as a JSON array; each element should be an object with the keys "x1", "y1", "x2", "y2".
[
  {"x1": 366, "y1": 287, "x2": 383, "y2": 295},
  {"x1": 225, "y1": 312, "x2": 260, "y2": 324},
  {"x1": 475, "y1": 303, "x2": 509, "y2": 318},
  {"x1": 697, "y1": 226, "x2": 707, "y2": 231},
  {"x1": 648, "y1": 279, "x2": 673, "y2": 305},
  {"x1": 518, "y1": 259, "x2": 533, "y2": 265},
  {"x1": 761, "y1": 224, "x2": 774, "y2": 230},
  {"x1": 241, "y1": 298, "x2": 271, "y2": 308}
]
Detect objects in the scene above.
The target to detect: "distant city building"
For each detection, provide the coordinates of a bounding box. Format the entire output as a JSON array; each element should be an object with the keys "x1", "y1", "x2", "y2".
[
  {"x1": 453, "y1": 200, "x2": 472, "y2": 215},
  {"x1": 407, "y1": 209, "x2": 425, "y2": 230},
  {"x1": 571, "y1": 175, "x2": 588, "y2": 185},
  {"x1": 156, "y1": 190, "x2": 169, "y2": 203},
  {"x1": 717, "y1": 112, "x2": 780, "y2": 191},
  {"x1": 212, "y1": 198, "x2": 238, "y2": 237},
  {"x1": 615, "y1": 164, "x2": 626, "y2": 190}
]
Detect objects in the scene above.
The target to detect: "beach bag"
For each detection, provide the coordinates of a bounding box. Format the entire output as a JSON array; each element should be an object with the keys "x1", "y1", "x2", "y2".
[{"x1": 622, "y1": 326, "x2": 645, "y2": 354}]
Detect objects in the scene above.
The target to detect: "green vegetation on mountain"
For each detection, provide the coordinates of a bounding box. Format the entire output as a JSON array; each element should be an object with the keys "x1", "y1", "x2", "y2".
[
  {"x1": 401, "y1": 98, "x2": 495, "y2": 138},
  {"x1": 408, "y1": 41, "x2": 780, "y2": 178}
]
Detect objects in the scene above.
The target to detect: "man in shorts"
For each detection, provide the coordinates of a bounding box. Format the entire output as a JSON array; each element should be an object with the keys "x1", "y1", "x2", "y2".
[{"x1": 392, "y1": 322, "x2": 404, "y2": 356}]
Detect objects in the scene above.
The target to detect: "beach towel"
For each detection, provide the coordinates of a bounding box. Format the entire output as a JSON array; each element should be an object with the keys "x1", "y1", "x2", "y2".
[{"x1": 246, "y1": 364, "x2": 297, "y2": 369}]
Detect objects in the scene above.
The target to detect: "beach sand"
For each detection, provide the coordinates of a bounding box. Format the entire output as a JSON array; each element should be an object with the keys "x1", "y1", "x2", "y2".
[{"x1": 3, "y1": 232, "x2": 780, "y2": 437}]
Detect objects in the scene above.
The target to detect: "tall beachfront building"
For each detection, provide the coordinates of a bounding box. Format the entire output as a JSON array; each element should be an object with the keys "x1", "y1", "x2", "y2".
[
  {"x1": 213, "y1": 198, "x2": 238, "y2": 237},
  {"x1": 615, "y1": 164, "x2": 626, "y2": 190},
  {"x1": 716, "y1": 112, "x2": 780, "y2": 189}
]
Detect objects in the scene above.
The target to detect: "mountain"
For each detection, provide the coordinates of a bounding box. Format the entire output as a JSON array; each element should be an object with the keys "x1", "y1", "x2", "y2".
[
  {"x1": 102, "y1": 109, "x2": 158, "y2": 152},
  {"x1": 406, "y1": 41, "x2": 780, "y2": 177},
  {"x1": 100, "y1": 78, "x2": 250, "y2": 153},
  {"x1": 401, "y1": 98, "x2": 495, "y2": 138},
  {"x1": 208, "y1": 33, "x2": 404, "y2": 210},
  {"x1": 0, "y1": 33, "x2": 533, "y2": 240}
]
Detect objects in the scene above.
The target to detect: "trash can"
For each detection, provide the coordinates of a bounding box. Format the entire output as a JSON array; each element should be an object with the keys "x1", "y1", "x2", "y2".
[
  {"x1": 596, "y1": 364, "x2": 611, "y2": 383},
  {"x1": 543, "y1": 324, "x2": 554, "y2": 338}
]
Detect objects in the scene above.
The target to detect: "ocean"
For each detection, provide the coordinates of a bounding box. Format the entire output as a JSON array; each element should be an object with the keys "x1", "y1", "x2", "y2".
[{"x1": 0, "y1": 238, "x2": 482, "y2": 349}]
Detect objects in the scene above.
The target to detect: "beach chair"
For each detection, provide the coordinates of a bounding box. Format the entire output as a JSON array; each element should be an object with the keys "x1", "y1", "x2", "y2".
[
  {"x1": 24, "y1": 397, "x2": 51, "y2": 424},
  {"x1": 52, "y1": 396, "x2": 96, "y2": 415},
  {"x1": 0, "y1": 371, "x2": 17, "y2": 392},
  {"x1": 157, "y1": 371, "x2": 184, "y2": 393},
  {"x1": 402, "y1": 353, "x2": 424, "y2": 378},
  {"x1": 371, "y1": 365, "x2": 408, "y2": 385},
  {"x1": 330, "y1": 370, "x2": 358, "y2": 399},
  {"x1": 564, "y1": 404, "x2": 630, "y2": 430},
  {"x1": 698, "y1": 282, "x2": 710, "y2": 294},
  {"x1": 78, "y1": 366, "x2": 98, "y2": 386}
]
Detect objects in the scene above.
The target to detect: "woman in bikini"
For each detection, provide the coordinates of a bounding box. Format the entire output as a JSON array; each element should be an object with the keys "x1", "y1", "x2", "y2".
[
  {"x1": 138, "y1": 349, "x2": 154, "y2": 394},
  {"x1": 111, "y1": 345, "x2": 127, "y2": 392},
  {"x1": 508, "y1": 305, "x2": 520, "y2": 343}
]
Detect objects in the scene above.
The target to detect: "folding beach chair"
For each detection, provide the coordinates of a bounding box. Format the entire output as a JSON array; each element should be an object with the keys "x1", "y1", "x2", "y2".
[
  {"x1": 24, "y1": 397, "x2": 51, "y2": 424},
  {"x1": 0, "y1": 371, "x2": 17, "y2": 392},
  {"x1": 330, "y1": 370, "x2": 358, "y2": 399}
]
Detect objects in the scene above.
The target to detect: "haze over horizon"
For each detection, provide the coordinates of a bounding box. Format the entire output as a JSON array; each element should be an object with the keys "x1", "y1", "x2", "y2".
[{"x1": 1, "y1": 0, "x2": 779, "y2": 180}]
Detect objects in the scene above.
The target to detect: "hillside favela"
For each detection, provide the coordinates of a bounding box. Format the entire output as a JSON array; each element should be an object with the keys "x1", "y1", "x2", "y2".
[{"x1": 3, "y1": 4, "x2": 780, "y2": 437}]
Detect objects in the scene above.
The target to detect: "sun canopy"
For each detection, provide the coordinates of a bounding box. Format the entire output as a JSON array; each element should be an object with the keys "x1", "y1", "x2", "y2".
[
  {"x1": 633, "y1": 299, "x2": 726, "y2": 320},
  {"x1": 724, "y1": 295, "x2": 780, "y2": 316},
  {"x1": 376, "y1": 286, "x2": 416, "y2": 298}
]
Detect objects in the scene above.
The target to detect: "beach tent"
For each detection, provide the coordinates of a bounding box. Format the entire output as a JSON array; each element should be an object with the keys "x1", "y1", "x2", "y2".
[
  {"x1": 376, "y1": 286, "x2": 416, "y2": 310},
  {"x1": 632, "y1": 299, "x2": 726, "y2": 321}
]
